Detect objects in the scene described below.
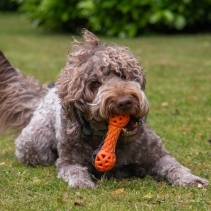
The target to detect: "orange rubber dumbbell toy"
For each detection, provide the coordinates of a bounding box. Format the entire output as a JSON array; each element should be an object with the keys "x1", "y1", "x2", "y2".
[{"x1": 93, "y1": 114, "x2": 130, "y2": 172}]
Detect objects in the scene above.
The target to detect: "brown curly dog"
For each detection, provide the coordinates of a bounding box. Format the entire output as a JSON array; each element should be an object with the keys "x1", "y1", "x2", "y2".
[{"x1": 0, "y1": 29, "x2": 208, "y2": 188}]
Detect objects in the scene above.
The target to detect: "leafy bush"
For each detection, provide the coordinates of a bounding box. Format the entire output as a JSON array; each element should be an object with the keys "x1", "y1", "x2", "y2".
[
  {"x1": 17, "y1": 0, "x2": 211, "y2": 36},
  {"x1": 17, "y1": 0, "x2": 88, "y2": 32},
  {"x1": 84, "y1": 0, "x2": 211, "y2": 37},
  {"x1": 148, "y1": 0, "x2": 211, "y2": 33}
]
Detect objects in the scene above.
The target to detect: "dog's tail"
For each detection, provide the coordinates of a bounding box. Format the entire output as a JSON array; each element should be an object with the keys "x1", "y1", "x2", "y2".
[{"x1": 0, "y1": 51, "x2": 48, "y2": 135}]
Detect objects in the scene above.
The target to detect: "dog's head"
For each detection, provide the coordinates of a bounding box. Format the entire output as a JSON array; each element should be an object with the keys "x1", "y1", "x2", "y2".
[{"x1": 56, "y1": 29, "x2": 149, "y2": 136}]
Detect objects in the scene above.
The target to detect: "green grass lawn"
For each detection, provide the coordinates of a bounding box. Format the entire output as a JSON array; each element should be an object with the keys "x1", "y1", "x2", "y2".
[{"x1": 0, "y1": 12, "x2": 211, "y2": 211}]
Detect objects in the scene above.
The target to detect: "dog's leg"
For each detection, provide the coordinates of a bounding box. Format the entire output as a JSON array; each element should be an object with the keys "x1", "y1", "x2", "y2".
[
  {"x1": 139, "y1": 125, "x2": 209, "y2": 187},
  {"x1": 56, "y1": 146, "x2": 95, "y2": 188},
  {"x1": 15, "y1": 123, "x2": 57, "y2": 166},
  {"x1": 152, "y1": 155, "x2": 209, "y2": 187},
  {"x1": 56, "y1": 156, "x2": 95, "y2": 188},
  {"x1": 55, "y1": 123, "x2": 95, "y2": 188},
  {"x1": 56, "y1": 161, "x2": 95, "y2": 188},
  {"x1": 15, "y1": 89, "x2": 60, "y2": 166},
  {"x1": 15, "y1": 116, "x2": 58, "y2": 166}
]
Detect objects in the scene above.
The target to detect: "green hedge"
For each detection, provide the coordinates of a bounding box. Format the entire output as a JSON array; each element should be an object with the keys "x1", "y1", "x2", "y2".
[
  {"x1": 17, "y1": 0, "x2": 88, "y2": 32},
  {"x1": 18, "y1": 0, "x2": 211, "y2": 37}
]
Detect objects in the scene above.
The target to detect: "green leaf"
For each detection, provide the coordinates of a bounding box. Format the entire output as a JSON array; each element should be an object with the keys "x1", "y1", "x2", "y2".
[
  {"x1": 61, "y1": 12, "x2": 69, "y2": 22},
  {"x1": 149, "y1": 12, "x2": 161, "y2": 24},
  {"x1": 163, "y1": 10, "x2": 174, "y2": 23},
  {"x1": 174, "y1": 15, "x2": 186, "y2": 30},
  {"x1": 125, "y1": 23, "x2": 138, "y2": 37}
]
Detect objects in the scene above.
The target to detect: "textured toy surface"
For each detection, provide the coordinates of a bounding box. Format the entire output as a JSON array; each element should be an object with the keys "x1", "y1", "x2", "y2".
[{"x1": 94, "y1": 114, "x2": 130, "y2": 172}]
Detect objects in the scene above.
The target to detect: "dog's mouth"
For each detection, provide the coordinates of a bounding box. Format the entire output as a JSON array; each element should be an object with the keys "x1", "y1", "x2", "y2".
[{"x1": 121, "y1": 116, "x2": 139, "y2": 137}]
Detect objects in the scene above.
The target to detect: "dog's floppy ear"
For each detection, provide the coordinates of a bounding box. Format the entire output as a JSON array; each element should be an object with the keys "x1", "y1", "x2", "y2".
[
  {"x1": 113, "y1": 48, "x2": 146, "y2": 91},
  {"x1": 131, "y1": 68, "x2": 146, "y2": 91},
  {"x1": 56, "y1": 29, "x2": 100, "y2": 112},
  {"x1": 56, "y1": 66, "x2": 93, "y2": 120},
  {"x1": 56, "y1": 63, "x2": 88, "y2": 108},
  {"x1": 121, "y1": 66, "x2": 146, "y2": 91}
]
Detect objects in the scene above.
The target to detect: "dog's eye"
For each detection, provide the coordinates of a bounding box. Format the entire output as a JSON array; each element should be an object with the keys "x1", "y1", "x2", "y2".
[{"x1": 90, "y1": 82, "x2": 101, "y2": 90}]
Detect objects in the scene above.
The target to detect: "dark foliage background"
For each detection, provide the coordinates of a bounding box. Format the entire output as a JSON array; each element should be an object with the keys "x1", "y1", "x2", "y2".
[
  {"x1": 1, "y1": 0, "x2": 211, "y2": 37},
  {"x1": 0, "y1": 0, "x2": 19, "y2": 11}
]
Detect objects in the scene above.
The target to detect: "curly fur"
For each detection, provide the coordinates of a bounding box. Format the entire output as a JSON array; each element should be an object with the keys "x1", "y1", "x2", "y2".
[
  {"x1": 0, "y1": 51, "x2": 47, "y2": 135},
  {"x1": 90, "y1": 77, "x2": 149, "y2": 121},
  {"x1": 0, "y1": 30, "x2": 208, "y2": 188},
  {"x1": 56, "y1": 30, "x2": 146, "y2": 118}
]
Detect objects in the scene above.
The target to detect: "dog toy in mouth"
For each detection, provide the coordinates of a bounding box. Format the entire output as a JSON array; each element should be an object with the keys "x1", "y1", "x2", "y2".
[{"x1": 93, "y1": 114, "x2": 130, "y2": 172}]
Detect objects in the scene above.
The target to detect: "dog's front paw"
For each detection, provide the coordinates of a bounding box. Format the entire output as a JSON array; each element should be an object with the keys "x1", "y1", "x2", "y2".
[
  {"x1": 57, "y1": 163, "x2": 95, "y2": 188},
  {"x1": 68, "y1": 177, "x2": 96, "y2": 189},
  {"x1": 172, "y1": 174, "x2": 209, "y2": 187}
]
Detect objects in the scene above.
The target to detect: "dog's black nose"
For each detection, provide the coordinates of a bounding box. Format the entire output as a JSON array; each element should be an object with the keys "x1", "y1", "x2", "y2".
[{"x1": 116, "y1": 97, "x2": 132, "y2": 110}]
